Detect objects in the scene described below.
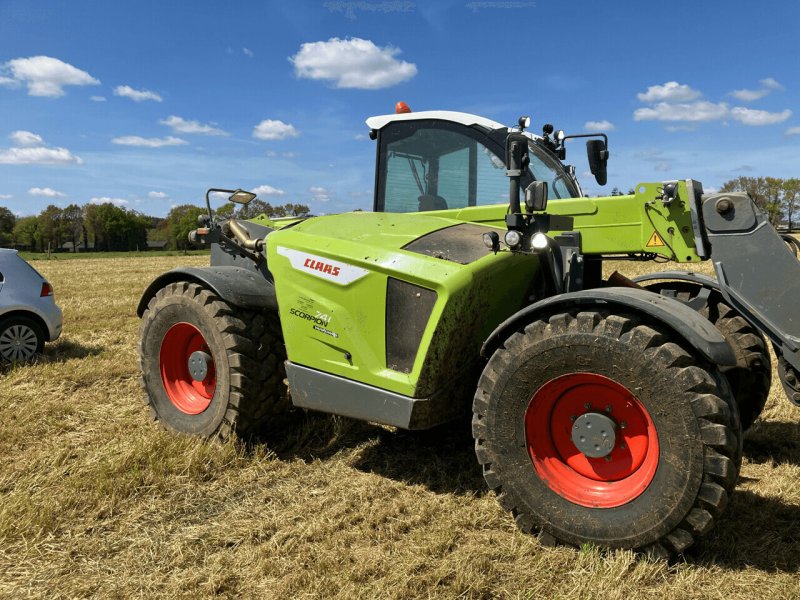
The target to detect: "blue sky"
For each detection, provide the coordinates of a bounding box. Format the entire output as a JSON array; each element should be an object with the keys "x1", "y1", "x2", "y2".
[{"x1": 1, "y1": 0, "x2": 799, "y2": 217}]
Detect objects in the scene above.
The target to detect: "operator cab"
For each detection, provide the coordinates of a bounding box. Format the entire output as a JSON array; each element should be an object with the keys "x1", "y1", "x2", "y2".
[{"x1": 367, "y1": 109, "x2": 583, "y2": 213}]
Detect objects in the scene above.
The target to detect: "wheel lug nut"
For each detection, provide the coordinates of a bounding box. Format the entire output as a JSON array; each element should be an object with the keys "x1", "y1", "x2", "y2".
[
  {"x1": 570, "y1": 415, "x2": 577, "y2": 421},
  {"x1": 604, "y1": 405, "x2": 612, "y2": 413},
  {"x1": 620, "y1": 421, "x2": 627, "y2": 429},
  {"x1": 583, "y1": 403, "x2": 591, "y2": 410},
  {"x1": 604, "y1": 455, "x2": 612, "y2": 462},
  {"x1": 619, "y1": 443, "x2": 626, "y2": 450}
]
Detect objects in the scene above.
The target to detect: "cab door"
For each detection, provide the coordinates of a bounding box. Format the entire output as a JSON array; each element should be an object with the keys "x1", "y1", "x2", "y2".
[{"x1": 374, "y1": 119, "x2": 516, "y2": 214}]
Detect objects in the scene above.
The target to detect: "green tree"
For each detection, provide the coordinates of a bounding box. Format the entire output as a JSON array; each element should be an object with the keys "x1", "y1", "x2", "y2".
[
  {"x1": 12, "y1": 216, "x2": 38, "y2": 250},
  {"x1": 0, "y1": 206, "x2": 15, "y2": 245},
  {"x1": 166, "y1": 204, "x2": 207, "y2": 250},
  {"x1": 82, "y1": 203, "x2": 148, "y2": 251},
  {"x1": 237, "y1": 199, "x2": 273, "y2": 220},
  {"x1": 783, "y1": 178, "x2": 800, "y2": 230},
  {"x1": 37, "y1": 205, "x2": 64, "y2": 250},
  {"x1": 61, "y1": 203, "x2": 84, "y2": 251}
]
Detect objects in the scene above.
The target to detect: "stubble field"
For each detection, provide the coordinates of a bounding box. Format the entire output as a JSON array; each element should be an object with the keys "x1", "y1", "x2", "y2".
[{"x1": 1, "y1": 254, "x2": 799, "y2": 599}]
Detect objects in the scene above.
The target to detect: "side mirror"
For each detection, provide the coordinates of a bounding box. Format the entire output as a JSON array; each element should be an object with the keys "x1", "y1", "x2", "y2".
[
  {"x1": 586, "y1": 139, "x2": 609, "y2": 186},
  {"x1": 230, "y1": 189, "x2": 257, "y2": 205},
  {"x1": 525, "y1": 181, "x2": 548, "y2": 212}
]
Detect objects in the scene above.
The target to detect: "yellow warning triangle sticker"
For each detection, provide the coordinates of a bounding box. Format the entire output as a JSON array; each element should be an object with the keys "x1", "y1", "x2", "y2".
[{"x1": 646, "y1": 231, "x2": 665, "y2": 247}]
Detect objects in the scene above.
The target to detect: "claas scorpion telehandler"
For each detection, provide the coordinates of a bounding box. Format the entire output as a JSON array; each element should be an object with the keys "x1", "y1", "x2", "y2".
[{"x1": 138, "y1": 104, "x2": 797, "y2": 555}]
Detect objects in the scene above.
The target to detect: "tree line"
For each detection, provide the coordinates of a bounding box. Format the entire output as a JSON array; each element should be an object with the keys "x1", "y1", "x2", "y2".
[{"x1": 0, "y1": 200, "x2": 310, "y2": 252}]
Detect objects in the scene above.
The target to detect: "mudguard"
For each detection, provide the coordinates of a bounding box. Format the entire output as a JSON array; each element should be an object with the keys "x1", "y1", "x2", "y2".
[
  {"x1": 632, "y1": 270, "x2": 721, "y2": 291},
  {"x1": 481, "y1": 287, "x2": 736, "y2": 366},
  {"x1": 136, "y1": 266, "x2": 278, "y2": 317}
]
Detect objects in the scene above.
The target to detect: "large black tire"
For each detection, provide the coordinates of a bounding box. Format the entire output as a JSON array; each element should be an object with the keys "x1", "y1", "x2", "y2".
[
  {"x1": 139, "y1": 281, "x2": 288, "y2": 440},
  {"x1": 643, "y1": 281, "x2": 771, "y2": 430},
  {"x1": 473, "y1": 310, "x2": 742, "y2": 555},
  {"x1": 0, "y1": 315, "x2": 45, "y2": 363}
]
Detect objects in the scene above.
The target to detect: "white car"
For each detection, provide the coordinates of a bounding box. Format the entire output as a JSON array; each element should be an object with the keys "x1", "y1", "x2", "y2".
[{"x1": 0, "y1": 249, "x2": 63, "y2": 362}]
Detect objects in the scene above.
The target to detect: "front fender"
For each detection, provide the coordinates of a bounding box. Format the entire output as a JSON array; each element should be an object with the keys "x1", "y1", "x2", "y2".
[
  {"x1": 136, "y1": 266, "x2": 278, "y2": 317},
  {"x1": 632, "y1": 270, "x2": 721, "y2": 292},
  {"x1": 481, "y1": 287, "x2": 736, "y2": 367}
]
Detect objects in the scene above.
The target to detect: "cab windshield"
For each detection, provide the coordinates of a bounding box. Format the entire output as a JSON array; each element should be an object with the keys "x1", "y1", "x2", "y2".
[{"x1": 528, "y1": 141, "x2": 578, "y2": 200}]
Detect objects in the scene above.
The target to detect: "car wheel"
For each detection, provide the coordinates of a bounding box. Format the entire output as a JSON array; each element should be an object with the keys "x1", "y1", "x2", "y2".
[{"x1": 0, "y1": 316, "x2": 45, "y2": 363}]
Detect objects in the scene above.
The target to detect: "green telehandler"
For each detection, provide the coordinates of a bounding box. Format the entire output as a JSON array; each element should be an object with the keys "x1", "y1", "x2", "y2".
[{"x1": 138, "y1": 106, "x2": 794, "y2": 555}]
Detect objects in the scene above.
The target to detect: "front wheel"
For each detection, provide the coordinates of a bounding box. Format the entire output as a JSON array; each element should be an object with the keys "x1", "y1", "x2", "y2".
[
  {"x1": 139, "y1": 281, "x2": 288, "y2": 440},
  {"x1": 473, "y1": 310, "x2": 742, "y2": 555}
]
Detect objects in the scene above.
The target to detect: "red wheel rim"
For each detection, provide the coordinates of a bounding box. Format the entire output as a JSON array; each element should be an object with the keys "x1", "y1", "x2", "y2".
[
  {"x1": 160, "y1": 322, "x2": 216, "y2": 414},
  {"x1": 525, "y1": 373, "x2": 659, "y2": 508}
]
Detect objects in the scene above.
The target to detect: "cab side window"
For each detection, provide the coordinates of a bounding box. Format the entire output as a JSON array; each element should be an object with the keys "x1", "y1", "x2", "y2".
[{"x1": 381, "y1": 123, "x2": 508, "y2": 213}]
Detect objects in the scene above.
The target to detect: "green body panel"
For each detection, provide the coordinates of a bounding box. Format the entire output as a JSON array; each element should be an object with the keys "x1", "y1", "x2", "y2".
[
  {"x1": 249, "y1": 214, "x2": 304, "y2": 229},
  {"x1": 257, "y1": 180, "x2": 702, "y2": 399},
  {"x1": 397, "y1": 180, "x2": 703, "y2": 262},
  {"x1": 266, "y1": 212, "x2": 539, "y2": 397}
]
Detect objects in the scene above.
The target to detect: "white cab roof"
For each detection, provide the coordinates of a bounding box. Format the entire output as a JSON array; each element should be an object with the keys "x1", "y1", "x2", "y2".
[{"x1": 366, "y1": 110, "x2": 506, "y2": 132}]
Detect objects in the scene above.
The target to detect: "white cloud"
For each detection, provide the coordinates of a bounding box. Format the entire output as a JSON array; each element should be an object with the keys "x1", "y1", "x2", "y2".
[
  {"x1": 90, "y1": 95, "x2": 106, "y2": 102},
  {"x1": 89, "y1": 196, "x2": 128, "y2": 207},
  {"x1": 253, "y1": 119, "x2": 299, "y2": 140},
  {"x1": 636, "y1": 81, "x2": 701, "y2": 103},
  {"x1": 584, "y1": 120, "x2": 615, "y2": 132},
  {"x1": 243, "y1": 47, "x2": 254, "y2": 58},
  {"x1": 786, "y1": 126, "x2": 800, "y2": 136},
  {"x1": 252, "y1": 184, "x2": 286, "y2": 197},
  {"x1": 113, "y1": 85, "x2": 163, "y2": 102},
  {"x1": 28, "y1": 186, "x2": 66, "y2": 197},
  {"x1": 290, "y1": 37, "x2": 417, "y2": 89},
  {"x1": 160, "y1": 115, "x2": 228, "y2": 136},
  {"x1": 665, "y1": 125, "x2": 697, "y2": 132},
  {"x1": 148, "y1": 191, "x2": 169, "y2": 199},
  {"x1": 730, "y1": 107, "x2": 791, "y2": 126},
  {"x1": 9, "y1": 130, "x2": 44, "y2": 147},
  {"x1": 761, "y1": 77, "x2": 784, "y2": 91},
  {"x1": 634, "y1": 101, "x2": 729, "y2": 122},
  {"x1": 730, "y1": 88, "x2": 769, "y2": 102},
  {"x1": 309, "y1": 186, "x2": 330, "y2": 202},
  {"x1": 0, "y1": 56, "x2": 99, "y2": 97},
  {"x1": 0, "y1": 130, "x2": 83, "y2": 164},
  {"x1": 730, "y1": 78, "x2": 785, "y2": 102},
  {"x1": 112, "y1": 135, "x2": 188, "y2": 148},
  {"x1": 654, "y1": 162, "x2": 671, "y2": 172},
  {"x1": 0, "y1": 146, "x2": 83, "y2": 165},
  {"x1": 0, "y1": 194, "x2": 12, "y2": 200}
]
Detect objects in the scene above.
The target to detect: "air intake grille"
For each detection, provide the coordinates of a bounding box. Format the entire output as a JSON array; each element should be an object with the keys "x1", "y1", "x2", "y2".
[{"x1": 386, "y1": 278, "x2": 437, "y2": 373}]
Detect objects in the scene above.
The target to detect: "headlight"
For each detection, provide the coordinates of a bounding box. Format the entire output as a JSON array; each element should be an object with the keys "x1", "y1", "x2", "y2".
[
  {"x1": 504, "y1": 230, "x2": 522, "y2": 248},
  {"x1": 531, "y1": 233, "x2": 549, "y2": 250}
]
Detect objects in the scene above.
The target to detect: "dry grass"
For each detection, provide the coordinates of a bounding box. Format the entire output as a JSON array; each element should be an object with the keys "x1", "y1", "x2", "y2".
[{"x1": 1, "y1": 255, "x2": 800, "y2": 599}]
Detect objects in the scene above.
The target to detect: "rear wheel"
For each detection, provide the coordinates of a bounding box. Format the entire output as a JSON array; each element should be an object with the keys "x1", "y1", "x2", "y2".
[
  {"x1": 643, "y1": 281, "x2": 771, "y2": 430},
  {"x1": 0, "y1": 316, "x2": 45, "y2": 363},
  {"x1": 139, "y1": 281, "x2": 288, "y2": 440},
  {"x1": 473, "y1": 310, "x2": 741, "y2": 554}
]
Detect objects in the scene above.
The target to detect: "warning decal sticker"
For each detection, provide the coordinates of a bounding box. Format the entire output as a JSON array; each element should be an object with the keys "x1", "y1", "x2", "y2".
[{"x1": 646, "y1": 231, "x2": 666, "y2": 247}]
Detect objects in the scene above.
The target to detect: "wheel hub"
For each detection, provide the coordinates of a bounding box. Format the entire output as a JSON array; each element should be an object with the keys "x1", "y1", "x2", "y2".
[
  {"x1": 571, "y1": 412, "x2": 617, "y2": 458},
  {"x1": 188, "y1": 351, "x2": 212, "y2": 382}
]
